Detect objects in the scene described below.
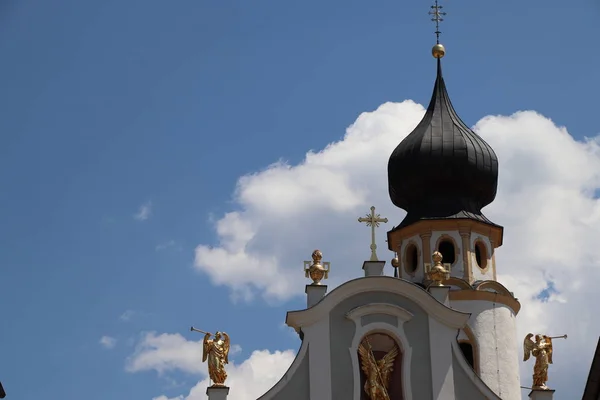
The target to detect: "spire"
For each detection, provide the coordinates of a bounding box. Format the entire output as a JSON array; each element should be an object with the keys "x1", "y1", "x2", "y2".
[{"x1": 387, "y1": 0, "x2": 500, "y2": 230}]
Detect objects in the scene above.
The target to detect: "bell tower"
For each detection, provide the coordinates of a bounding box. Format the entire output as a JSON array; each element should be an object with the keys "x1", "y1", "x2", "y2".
[
  {"x1": 386, "y1": 53, "x2": 503, "y2": 286},
  {"x1": 385, "y1": 4, "x2": 522, "y2": 399}
]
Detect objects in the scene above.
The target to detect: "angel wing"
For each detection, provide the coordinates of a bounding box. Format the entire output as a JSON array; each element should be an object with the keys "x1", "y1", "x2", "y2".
[
  {"x1": 357, "y1": 341, "x2": 375, "y2": 377},
  {"x1": 523, "y1": 333, "x2": 535, "y2": 361},
  {"x1": 202, "y1": 334, "x2": 211, "y2": 363},
  {"x1": 378, "y1": 345, "x2": 399, "y2": 388},
  {"x1": 221, "y1": 332, "x2": 230, "y2": 364},
  {"x1": 544, "y1": 336, "x2": 553, "y2": 364}
]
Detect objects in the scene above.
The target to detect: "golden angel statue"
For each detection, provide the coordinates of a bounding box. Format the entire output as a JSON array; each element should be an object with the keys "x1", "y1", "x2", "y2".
[
  {"x1": 523, "y1": 333, "x2": 554, "y2": 390},
  {"x1": 191, "y1": 327, "x2": 231, "y2": 386},
  {"x1": 358, "y1": 337, "x2": 399, "y2": 400}
]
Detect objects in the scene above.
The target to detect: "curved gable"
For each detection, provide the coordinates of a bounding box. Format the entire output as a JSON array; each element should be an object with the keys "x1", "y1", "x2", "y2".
[
  {"x1": 286, "y1": 276, "x2": 470, "y2": 330},
  {"x1": 257, "y1": 340, "x2": 310, "y2": 400}
]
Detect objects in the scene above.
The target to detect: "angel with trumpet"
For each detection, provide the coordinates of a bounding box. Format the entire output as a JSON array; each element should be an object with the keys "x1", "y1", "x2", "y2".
[
  {"x1": 191, "y1": 327, "x2": 231, "y2": 386},
  {"x1": 523, "y1": 333, "x2": 567, "y2": 390}
]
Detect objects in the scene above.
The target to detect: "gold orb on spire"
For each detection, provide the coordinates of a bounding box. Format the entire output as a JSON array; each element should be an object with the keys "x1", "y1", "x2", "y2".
[
  {"x1": 391, "y1": 254, "x2": 400, "y2": 268},
  {"x1": 432, "y1": 43, "x2": 446, "y2": 59}
]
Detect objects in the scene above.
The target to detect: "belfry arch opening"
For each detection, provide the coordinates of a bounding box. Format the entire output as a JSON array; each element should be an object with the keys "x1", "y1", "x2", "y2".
[
  {"x1": 405, "y1": 243, "x2": 419, "y2": 274},
  {"x1": 474, "y1": 241, "x2": 488, "y2": 269},
  {"x1": 438, "y1": 239, "x2": 456, "y2": 264}
]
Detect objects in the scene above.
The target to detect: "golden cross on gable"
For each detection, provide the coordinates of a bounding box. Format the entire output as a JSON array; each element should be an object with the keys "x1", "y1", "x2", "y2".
[{"x1": 358, "y1": 206, "x2": 388, "y2": 262}]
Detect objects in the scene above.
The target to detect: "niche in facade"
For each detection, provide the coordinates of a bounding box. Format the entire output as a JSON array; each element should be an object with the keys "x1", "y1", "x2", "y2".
[{"x1": 357, "y1": 332, "x2": 404, "y2": 400}]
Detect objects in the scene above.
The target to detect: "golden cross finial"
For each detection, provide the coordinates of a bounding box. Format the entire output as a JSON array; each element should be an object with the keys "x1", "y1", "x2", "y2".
[
  {"x1": 358, "y1": 206, "x2": 388, "y2": 261},
  {"x1": 429, "y1": 0, "x2": 446, "y2": 44}
]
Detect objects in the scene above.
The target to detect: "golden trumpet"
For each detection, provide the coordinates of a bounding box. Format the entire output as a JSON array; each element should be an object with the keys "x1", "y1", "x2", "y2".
[
  {"x1": 547, "y1": 334, "x2": 567, "y2": 339},
  {"x1": 190, "y1": 326, "x2": 212, "y2": 336}
]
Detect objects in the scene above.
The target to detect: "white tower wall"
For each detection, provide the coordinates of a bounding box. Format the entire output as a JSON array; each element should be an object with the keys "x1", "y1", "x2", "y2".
[{"x1": 451, "y1": 299, "x2": 521, "y2": 400}]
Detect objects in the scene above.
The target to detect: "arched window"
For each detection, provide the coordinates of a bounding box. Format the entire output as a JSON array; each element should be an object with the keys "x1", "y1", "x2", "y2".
[
  {"x1": 459, "y1": 341, "x2": 474, "y2": 370},
  {"x1": 404, "y1": 243, "x2": 419, "y2": 274},
  {"x1": 438, "y1": 240, "x2": 456, "y2": 264},
  {"x1": 474, "y1": 241, "x2": 488, "y2": 269}
]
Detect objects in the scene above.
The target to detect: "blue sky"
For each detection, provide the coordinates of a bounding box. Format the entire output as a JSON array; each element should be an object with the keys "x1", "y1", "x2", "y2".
[{"x1": 1, "y1": 1, "x2": 599, "y2": 399}]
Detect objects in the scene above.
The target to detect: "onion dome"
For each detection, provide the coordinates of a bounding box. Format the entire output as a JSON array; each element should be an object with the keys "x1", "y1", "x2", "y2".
[{"x1": 387, "y1": 54, "x2": 499, "y2": 229}]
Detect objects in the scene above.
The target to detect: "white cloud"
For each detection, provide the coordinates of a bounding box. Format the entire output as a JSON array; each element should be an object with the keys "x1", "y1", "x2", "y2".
[
  {"x1": 126, "y1": 332, "x2": 205, "y2": 375},
  {"x1": 99, "y1": 336, "x2": 117, "y2": 349},
  {"x1": 120, "y1": 310, "x2": 135, "y2": 321},
  {"x1": 153, "y1": 396, "x2": 184, "y2": 400},
  {"x1": 152, "y1": 396, "x2": 184, "y2": 400},
  {"x1": 190, "y1": 100, "x2": 600, "y2": 398},
  {"x1": 128, "y1": 333, "x2": 295, "y2": 400},
  {"x1": 181, "y1": 349, "x2": 295, "y2": 400},
  {"x1": 134, "y1": 201, "x2": 152, "y2": 221},
  {"x1": 126, "y1": 333, "x2": 243, "y2": 376}
]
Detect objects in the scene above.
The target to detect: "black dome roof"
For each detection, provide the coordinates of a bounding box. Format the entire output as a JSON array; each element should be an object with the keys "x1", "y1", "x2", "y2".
[{"x1": 388, "y1": 59, "x2": 499, "y2": 229}]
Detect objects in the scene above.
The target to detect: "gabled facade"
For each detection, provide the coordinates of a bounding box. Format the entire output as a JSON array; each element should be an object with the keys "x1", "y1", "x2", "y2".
[{"x1": 258, "y1": 274, "x2": 512, "y2": 400}]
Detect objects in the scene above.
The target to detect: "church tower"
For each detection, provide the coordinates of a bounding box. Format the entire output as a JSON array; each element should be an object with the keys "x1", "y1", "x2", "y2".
[
  {"x1": 386, "y1": 17, "x2": 522, "y2": 400},
  {"x1": 203, "y1": 3, "x2": 533, "y2": 400}
]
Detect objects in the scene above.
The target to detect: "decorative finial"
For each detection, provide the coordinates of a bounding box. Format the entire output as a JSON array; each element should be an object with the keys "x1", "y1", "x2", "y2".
[
  {"x1": 358, "y1": 206, "x2": 388, "y2": 261},
  {"x1": 425, "y1": 251, "x2": 450, "y2": 286},
  {"x1": 391, "y1": 252, "x2": 400, "y2": 278},
  {"x1": 523, "y1": 333, "x2": 567, "y2": 390},
  {"x1": 304, "y1": 249, "x2": 330, "y2": 285},
  {"x1": 429, "y1": 0, "x2": 447, "y2": 58}
]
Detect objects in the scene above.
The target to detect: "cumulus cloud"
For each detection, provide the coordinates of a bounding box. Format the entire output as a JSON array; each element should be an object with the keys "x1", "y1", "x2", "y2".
[
  {"x1": 181, "y1": 349, "x2": 295, "y2": 400},
  {"x1": 189, "y1": 100, "x2": 600, "y2": 398},
  {"x1": 126, "y1": 332, "x2": 205, "y2": 375},
  {"x1": 99, "y1": 336, "x2": 117, "y2": 349},
  {"x1": 128, "y1": 333, "x2": 295, "y2": 400},
  {"x1": 126, "y1": 333, "x2": 243, "y2": 376},
  {"x1": 134, "y1": 201, "x2": 152, "y2": 221}
]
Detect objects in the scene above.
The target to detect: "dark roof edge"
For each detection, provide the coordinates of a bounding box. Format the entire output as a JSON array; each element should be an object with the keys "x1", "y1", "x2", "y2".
[{"x1": 582, "y1": 337, "x2": 600, "y2": 400}]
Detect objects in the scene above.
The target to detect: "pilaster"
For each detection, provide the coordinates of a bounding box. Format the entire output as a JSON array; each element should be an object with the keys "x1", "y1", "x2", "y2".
[
  {"x1": 458, "y1": 227, "x2": 472, "y2": 283},
  {"x1": 428, "y1": 285, "x2": 450, "y2": 307},
  {"x1": 428, "y1": 316, "x2": 456, "y2": 399},
  {"x1": 490, "y1": 239, "x2": 498, "y2": 281},
  {"x1": 362, "y1": 261, "x2": 386, "y2": 277},
  {"x1": 304, "y1": 318, "x2": 332, "y2": 400},
  {"x1": 420, "y1": 231, "x2": 432, "y2": 264},
  {"x1": 305, "y1": 285, "x2": 327, "y2": 308}
]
